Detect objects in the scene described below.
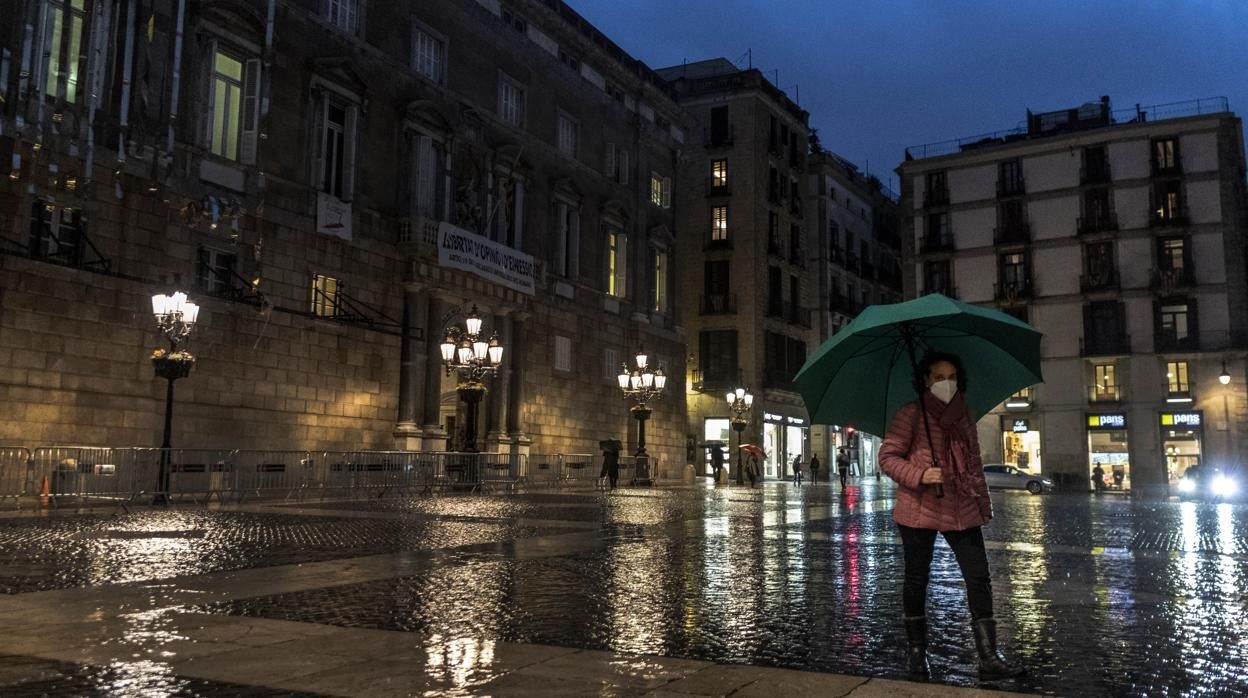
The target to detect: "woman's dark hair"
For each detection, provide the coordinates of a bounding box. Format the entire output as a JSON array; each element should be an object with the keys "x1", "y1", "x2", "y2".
[{"x1": 912, "y1": 350, "x2": 968, "y2": 396}]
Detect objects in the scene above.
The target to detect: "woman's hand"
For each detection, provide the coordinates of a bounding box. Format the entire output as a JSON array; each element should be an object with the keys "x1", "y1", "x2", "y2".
[{"x1": 921, "y1": 467, "x2": 944, "y2": 485}]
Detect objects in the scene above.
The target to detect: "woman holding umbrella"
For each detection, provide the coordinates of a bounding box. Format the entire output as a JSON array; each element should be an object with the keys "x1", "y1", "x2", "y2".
[{"x1": 879, "y1": 350, "x2": 1024, "y2": 678}]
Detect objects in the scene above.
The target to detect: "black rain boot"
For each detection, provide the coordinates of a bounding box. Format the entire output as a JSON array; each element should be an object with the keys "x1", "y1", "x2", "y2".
[
  {"x1": 973, "y1": 618, "x2": 1026, "y2": 677},
  {"x1": 903, "y1": 615, "x2": 930, "y2": 677}
]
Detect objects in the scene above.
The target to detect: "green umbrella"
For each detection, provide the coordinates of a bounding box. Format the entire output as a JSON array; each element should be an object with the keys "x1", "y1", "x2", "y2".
[{"x1": 794, "y1": 294, "x2": 1042, "y2": 440}]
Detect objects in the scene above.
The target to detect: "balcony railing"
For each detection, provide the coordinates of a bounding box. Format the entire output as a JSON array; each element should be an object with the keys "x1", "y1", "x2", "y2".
[
  {"x1": 1151, "y1": 267, "x2": 1196, "y2": 292},
  {"x1": 699, "y1": 293, "x2": 737, "y2": 315},
  {"x1": 764, "y1": 369, "x2": 797, "y2": 392},
  {"x1": 830, "y1": 293, "x2": 860, "y2": 315},
  {"x1": 922, "y1": 285, "x2": 957, "y2": 298},
  {"x1": 1080, "y1": 270, "x2": 1120, "y2": 293},
  {"x1": 788, "y1": 306, "x2": 811, "y2": 328},
  {"x1": 920, "y1": 232, "x2": 954, "y2": 253},
  {"x1": 767, "y1": 237, "x2": 783, "y2": 256},
  {"x1": 1077, "y1": 213, "x2": 1119, "y2": 235},
  {"x1": 1089, "y1": 385, "x2": 1122, "y2": 402},
  {"x1": 1155, "y1": 331, "x2": 1199, "y2": 352},
  {"x1": 995, "y1": 280, "x2": 1033, "y2": 302},
  {"x1": 703, "y1": 126, "x2": 735, "y2": 148},
  {"x1": 993, "y1": 221, "x2": 1031, "y2": 245},
  {"x1": 924, "y1": 186, "x2": 949, "y2": 208},
  {"x1": 1080, "y1": 333, "x2": 1131, "y2": 356},
  {"x1": 1080, "y1": 165, "x2": 1112, "y2": 184},
  {"x1": 1151, "y1": 209, "x2": 1188, "y2": 228},
  {"x1": 704, "y1": 231, "x2": 733, "y2": 251},
  {"x1": 692, "y1": 367, "x2": 740, "y2": 393},
  {"x1": 1151, "y1": 159, "x2": 1182, "y2": 177},
  {"x1": 829, "y1": 245, "x2": 845, "y2": 266},
  {"x1": 996, "y1": 178, "x2": 1026, "y2": 197},
  {"x1": 706, "y1": 177, "x2": 731, "y2": 197}
]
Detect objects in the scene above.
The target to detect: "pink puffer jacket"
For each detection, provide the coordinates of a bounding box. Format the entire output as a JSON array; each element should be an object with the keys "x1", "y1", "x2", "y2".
[{"x1": 879, "y1": 401, "x2": 992, "y2": 532}]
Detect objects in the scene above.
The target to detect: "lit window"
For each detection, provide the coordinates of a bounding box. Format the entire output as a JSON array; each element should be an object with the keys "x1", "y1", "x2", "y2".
[
  {"x1": 650, "y1": 173, "x2": 671, "y2": 208},
  {"x1": 205, "y1": 45, "x2": 261, "y2": 164},
  {"x1": 557, "y1": 112, "x2": 578, "y2": 157},
  {"x1": 311, "y1": 274, "x2": 340, "y2": 317},
  {"x1": 325, "y1": 0, "x2": 360, "y2": 33},
  {"x1": 711, "y1": 160, "x2": 728, "y2": 188},
  {"x1": 1093, "y1": 363, "x2": 1118, "y2": 401},
  {"x1": 498, "y1": 75, "x2": 525, "y2": 126},
  {"x1": 1167, "y1": 361, "x2": 1189, "y2": 394},
  {"x1": 711, "y1": 206, "x2": 728, "y2": 241},
  {"x1": 43, "y1": 0, "x2": 86, "y2": 103},
  {"x1": 607, "y1": 230, "x2": 627, "y2": 298},
  {"x1": 412, "y1": 25, "x2": 445, "y2": 83},
  {"x1": 653, "y1": 249, "x2": 668, "y2": 312},
  {"x1": 29, "y1": 200, "x2": 81, "y2": 264},
  {"x1": 1159, "y1": 303, "x2": 1190, "y2": 341}
]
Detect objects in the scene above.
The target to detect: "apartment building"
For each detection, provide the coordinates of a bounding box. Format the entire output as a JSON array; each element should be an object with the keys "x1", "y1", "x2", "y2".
[
  {"x1": 808, "y1": 151, "x2": 903, "y2": 474},
  {"x1": 898, "y1": 97, "x2": 1248, "y2": 495},
  {"x1": 0, "y1": 0, "x2": 690, "y2": 473},
  {"x1": 658, "y1": 58, "x2": 813, "y2": 479}
]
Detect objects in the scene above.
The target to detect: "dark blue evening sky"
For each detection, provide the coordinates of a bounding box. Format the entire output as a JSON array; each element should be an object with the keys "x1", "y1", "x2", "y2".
[{"x1": 572, "y1": 1, "x2": 1248, "y2": 191}]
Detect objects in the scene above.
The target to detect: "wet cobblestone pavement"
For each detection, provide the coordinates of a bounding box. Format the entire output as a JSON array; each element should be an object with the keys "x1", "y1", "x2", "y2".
[{"x1": 0, "y1": 482, "x2": 1245, "y2": 695}]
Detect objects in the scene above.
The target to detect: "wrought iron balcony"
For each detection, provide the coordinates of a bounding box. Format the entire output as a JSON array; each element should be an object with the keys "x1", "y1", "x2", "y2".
[
  {"x1": 923, "y1": 186, "x2": 949, "y2": 208},
  {"x1": 706, "y1": 177, "x2": 731, "y2": 197},
  {"x1": 1080, "y1": 333, "x2": 1131, "y2": 356},
  {"x1": 703, "y1": 126, "x2": 735, "y2": 148},
  {"x1": 993, "y1": 221, "x2": 1031, "y2": 245},
  {"x1": 920, "y1": 232, "x2": 955, "y2": 254},
  {"x1": 1077, "y1": 213, "x2": 1119, "y2": 235},
  {"x1": 996, "y1": 178, "x2": 1026, "y2": 198},
  {"x1": 699, "y1": 293, "x2": 737, "y2": 315},
  {"x1": 1151, "y1": 267, "x2": 1196, "y2": 292},
  {"x1": 1080, "y1": 270, "x2": 1120, "y2": 293},
  {"x1": 995, "y1": 280, "x2": 1033, "y2": 302},
  {"x1": 1155, "y1": 331, "x2": 1199, "y2": 353},
  {"x1": 1080, "y1": 164, "x2": 1112, "y2": 185}
]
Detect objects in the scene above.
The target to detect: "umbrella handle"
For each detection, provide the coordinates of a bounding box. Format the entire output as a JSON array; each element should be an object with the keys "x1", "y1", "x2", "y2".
[{"x1": 935, "y1": 482, "x2": 944, "y2": 498}]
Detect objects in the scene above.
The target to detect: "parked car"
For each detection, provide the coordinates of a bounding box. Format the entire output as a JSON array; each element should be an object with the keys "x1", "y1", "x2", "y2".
[
  {"x1": 1176, "y1": 465, "x2": 1242, "y2": 501},
  {"x1": 982, "y1": 464, "x2": 1053, "y2": 494}
]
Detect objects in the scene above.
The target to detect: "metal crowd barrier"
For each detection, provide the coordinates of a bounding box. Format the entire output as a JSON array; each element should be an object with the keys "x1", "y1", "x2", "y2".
[
  {"x1": 29, "y1": 446, "x2": 161, "y2": 510},
  {"x1": 6, "y1": 447, "x2": 655, "y2": 508},
  {"x1": 0, "y1": 447, "x2": 33, "y2": 508}
]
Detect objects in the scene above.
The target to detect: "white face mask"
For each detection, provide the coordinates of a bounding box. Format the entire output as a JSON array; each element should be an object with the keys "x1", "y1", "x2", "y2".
[{"x1": 930, "y1": 379, "x2": 957, "y2": 404}]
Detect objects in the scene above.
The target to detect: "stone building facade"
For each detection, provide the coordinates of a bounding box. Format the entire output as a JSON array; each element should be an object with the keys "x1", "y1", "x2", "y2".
[
  {"x1": 658, "y1": 59, "x2": 813, "y2": 480},
  {"x1": 807, "y1": 151, "x2": 903, "y2": 475},
  {"x1": 0, "y1": 0, "x2": 690, "y2": 473},
  {"x1": 897, "y1": 97, "x2": 1248, "y2": 495}
]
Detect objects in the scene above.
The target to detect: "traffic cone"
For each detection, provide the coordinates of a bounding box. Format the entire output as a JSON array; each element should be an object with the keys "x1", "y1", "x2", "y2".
[{"x1": 39, "y1": 475, "x2": 49, "y2": 505}]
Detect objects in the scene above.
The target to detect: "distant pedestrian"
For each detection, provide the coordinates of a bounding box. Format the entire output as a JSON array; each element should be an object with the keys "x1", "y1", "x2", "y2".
[
  {"x1": 837, "y1": 448, "x2": 851, "y2": 489},
  {"x1": 710, "y1": 446, "x2": 725, "y2": 484},
  {"x1": 810, "y1": 453, "x2": 820, "y2": 484},
  {"x1": 602, "y1": 446, "x2": 620, "y2": 490},
  {"x1": 745, "y1": 453, "x2": 760, "y2": 488},
  {"x1": 879, "y1": 350, "x2": 1024, "y2": 678},
  {"x1": 792, "y1": 454, "x2": 803, "y2": 484},
  {"x1": 1092, "y1": 462, "x2": 1106, "y2": 493},
  {"x1": 1112, "y1": 464, "x2": 1125, "y2": 490}
]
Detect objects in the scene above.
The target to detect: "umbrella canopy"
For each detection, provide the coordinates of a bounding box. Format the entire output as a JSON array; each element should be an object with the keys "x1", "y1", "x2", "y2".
[
  {"x1": 598, "y1": 439, "x2": 623, "y2": 452},
  {"x1": 739, "y1": 444, "x2": 766, "y2": 458},
  {"x1": 794, "y1": 294, "x2": 1042, "y2": 438}
]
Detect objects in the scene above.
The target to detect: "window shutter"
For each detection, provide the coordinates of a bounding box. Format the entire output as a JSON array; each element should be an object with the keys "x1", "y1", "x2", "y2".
[
  {"x1": 555, "y1": 202, "x2": 568, "y2": 276},
  {"x1": 342, "y1": 104, "x2": 359, "y2": 201},
  {"x1": 240, "y1": 58, "x2": 261, "y2": 164},
  {"x1": 512, "y1": 180, "x2": 524, "y2": 248},
  {"x1": 605, "y1": 143, "x2": 615, "y2": 179},
  {"x1": 200, "y1": 39, "x2": 218, "y2": 149},
  {"x1": 615, "y1": 233, "x2": 628, "y2": 298},
  {"x1": 568, "y1": 208, "x2": 580, "y2": 279},
  {"x1": 619, "y1": 150, "x2": 629, "y2": 185},
  {"x1": 416, "y1": 135, "x2": 436, "y2": 216},
  {"x1": 313, "y1": 92, "x2": 328, "y2": 192},
  {"x1": 1188, "y1": 297, "x2": 1199, "y2": 343},
  {"x1": 662, "y1": 176, "x2": 672, "y2": 208}
]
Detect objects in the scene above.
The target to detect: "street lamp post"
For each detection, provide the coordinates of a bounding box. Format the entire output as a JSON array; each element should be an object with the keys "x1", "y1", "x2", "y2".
[
  {"x1": 439, "y1": 305, "x2": 504, "y2": 453},
  {"x1": 150, "y1": 291, "x2": 200, "y2": 505},
  {"x1": 726, "y1": 387, "x2": 754, "y2": 485},
  {"x1": 617, "y1": 347, "x2": 667, "y2": 483},
  {"x1": 1221, "y1": 360, "x2": 1233, "y2": 471}
]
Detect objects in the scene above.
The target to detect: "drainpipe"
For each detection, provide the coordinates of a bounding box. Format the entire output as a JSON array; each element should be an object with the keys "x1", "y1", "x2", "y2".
[
  {"x1": 165, "y1": 0, "x2": 186, "y2": 164},
  {"x1": 116, "y1": 0, "x2": 136, "y2": 164},
  {"x1": 83, "y1": 0, "x2": 111, "y2": 182}
]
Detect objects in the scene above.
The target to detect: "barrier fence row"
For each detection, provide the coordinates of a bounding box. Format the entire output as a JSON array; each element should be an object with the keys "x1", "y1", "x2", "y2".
[{"x1": 0, "y1": 447, "x2": 660, "y2": 508}]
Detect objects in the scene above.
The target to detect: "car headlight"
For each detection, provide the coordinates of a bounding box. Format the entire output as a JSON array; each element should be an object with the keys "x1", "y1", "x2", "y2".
[
  {"x1": 1178, "y1": 478, "x2": 1196, "y2": 493},
  {"x1": 1041, "y1": 478, "x2": 1053, "y2": 486},
  {"x1": 1211, "y1": 475, "x2": 1239, "y2": 497}
]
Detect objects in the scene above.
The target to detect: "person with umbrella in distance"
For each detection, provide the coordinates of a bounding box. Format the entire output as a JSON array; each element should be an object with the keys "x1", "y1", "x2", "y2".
[
  {"x1": 709, "y1": 443, "x2": 726, "y2": 485},
  {"x1": 599, "y1": 439, "x2": 621, "y2": 490},
  {"x1": 879, "y1": 350, "x2": 1025, "y2": 678}
]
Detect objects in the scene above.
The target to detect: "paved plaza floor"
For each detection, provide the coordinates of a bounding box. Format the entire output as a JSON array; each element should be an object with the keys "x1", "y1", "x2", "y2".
[{"x1": 0, "y1": 480, "x2": 1245, "y2": 696}]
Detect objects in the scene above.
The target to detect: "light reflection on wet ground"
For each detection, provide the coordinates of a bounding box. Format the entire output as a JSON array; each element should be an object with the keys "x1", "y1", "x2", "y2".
[{"x1": 0, "y1": 483, "x2": 1246, "y2": 696}]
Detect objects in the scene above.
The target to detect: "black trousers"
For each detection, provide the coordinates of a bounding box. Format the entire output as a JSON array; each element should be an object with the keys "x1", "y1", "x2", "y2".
[{"x1": 898, "y1": 524, "x2": 994, "y2": 621}]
